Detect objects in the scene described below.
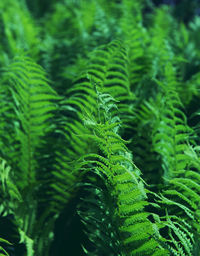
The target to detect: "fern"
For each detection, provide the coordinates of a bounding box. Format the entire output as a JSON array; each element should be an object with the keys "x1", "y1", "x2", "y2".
[
  {"x1": 0, "y1": 1, "x2": 200, "y2": 255},
  {"x1": 78, "y1": 90, "x2": 169, "y2": 255},
  {"x1": 1, "y1": 56, "x2": 59, "y2": 255},
  {"x1": 5, "y1": 56, "x2": 58, "y2": 187},
  {"x1": 0, "y1": 0, "x2": 39, "y2": 64},
  {"x1": 0, "y1": 158, "x2": 15, "y2": 256},
  {"x1": 49, "y1": 39, "x2": 135, "y2": 216},
  {"x1": 139, "y1": 63, "x2": 200, "y2": 254}
]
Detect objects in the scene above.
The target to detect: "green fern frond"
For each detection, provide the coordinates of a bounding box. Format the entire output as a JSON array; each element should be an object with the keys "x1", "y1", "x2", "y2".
[
  {"x1": 78, "y1": 172, "x2": 123, "y2": 256},
  {"x1": 49, "y1": 39, "x2": 136, "y2": 216},
  {"x1": 0, "y1": 158, "x2": 18, "y2": 256},
  {"x1": 5, "y1": 56, "x2": 58, "y2": 188},
  {"x1": 68, "y1": 40, "x2": 134, "y2": 127},
  {"x1": 0, "y1": 56, "x2": 59, "y2": 255},
  {"x1": 0, "y1": 0, "x2": 40, "y2": 62},
  {"x1": 78, "y1": 89, "x2": 169, "y2": 256}
]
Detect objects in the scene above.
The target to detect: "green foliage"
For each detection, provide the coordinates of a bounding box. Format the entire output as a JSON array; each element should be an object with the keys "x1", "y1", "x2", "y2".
[{"x1": 0, "y1": 0, "x2": 200, "y2": 255}]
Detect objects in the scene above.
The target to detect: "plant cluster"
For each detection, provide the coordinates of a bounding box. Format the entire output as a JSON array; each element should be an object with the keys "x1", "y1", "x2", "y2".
[{"x1": 1, "y1": 0, "x2": 200, "y2": 255}]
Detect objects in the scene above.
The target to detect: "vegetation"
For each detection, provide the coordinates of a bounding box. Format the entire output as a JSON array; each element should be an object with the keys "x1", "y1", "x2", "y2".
[{"x1": 0, "y1": 0, "x2": 200, "y2": 255}]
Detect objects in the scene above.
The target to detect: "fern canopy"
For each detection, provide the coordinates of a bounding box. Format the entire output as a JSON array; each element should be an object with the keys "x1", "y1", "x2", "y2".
[{"x1": 0, "y1": 0, "x2": 200, "y2": 255}]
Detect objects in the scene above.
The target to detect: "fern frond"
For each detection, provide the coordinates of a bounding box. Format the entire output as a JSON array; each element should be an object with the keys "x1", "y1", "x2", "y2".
[
  {"x1": 78, "y1": 90, "x2": 169, "y2": 256},
  {"x1": 1, "y1": 56, "x2": 59, "y2": 255},
  {"x1": 0, "y1": 0, "x2": 40, "y2": 62},
  {"x1": 49, "y1": 39, "x2": 136, "y2": 216},
  {"x1": 78, "y1": 172, "x2": 123, "y2": 256},
  {"x1": 5, "y1": 56, "x2": 58, "y2": 188}
]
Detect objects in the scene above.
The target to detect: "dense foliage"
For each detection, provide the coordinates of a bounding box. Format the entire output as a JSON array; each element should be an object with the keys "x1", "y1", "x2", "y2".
[{"x1": 1, "y1": 0, "x2": 200, "y2": 255}]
